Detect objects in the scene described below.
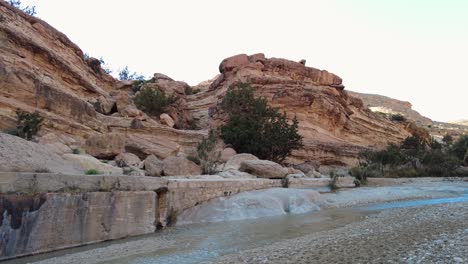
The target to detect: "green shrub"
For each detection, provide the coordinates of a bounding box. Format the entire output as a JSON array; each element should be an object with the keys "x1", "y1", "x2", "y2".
[
  {"x1": 85, "y1": 169, "x2": 102, "y2": 175},
  {"x1": 8, "y1": 109, "x2": 44, "y2": 140},
  {"x1": 72, "y1": 148, "x2": 81, "y2": 154},
  {"x1": 450, "y1": 135, "x2": 468, "y2": 165},
  {"x1": 220, "y1": 83, "x2": 303, "y2": 163},
  {"x1": 442, "y1": 135, "x2": 453, "y2": 145},
  {"x1": 195, "y1": 130, "x2": 221, "y2": 174},
  {"x1": 134, "y1": 87, "x2": 176, "y2": 116},
  {"x1": 390, "y1": 114, "x2": 406, "y2": 122}
]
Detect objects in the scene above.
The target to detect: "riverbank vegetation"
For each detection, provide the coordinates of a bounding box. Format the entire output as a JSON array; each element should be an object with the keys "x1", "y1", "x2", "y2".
[{"x1": 351, "y1": 135, "x2": 468, "y2": 180}]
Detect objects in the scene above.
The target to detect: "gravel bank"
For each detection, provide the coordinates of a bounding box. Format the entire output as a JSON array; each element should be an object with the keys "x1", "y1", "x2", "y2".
[{"x1": 207, "y1": 202, "x2": 468, "y2": 264}]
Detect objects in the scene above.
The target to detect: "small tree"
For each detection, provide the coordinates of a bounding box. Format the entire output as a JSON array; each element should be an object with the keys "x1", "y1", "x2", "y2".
[
  {"x1": 451, "y1": 135, "x2": 468, "y2": 165},
  {"x1": 443, "y1": 135, "x2": 453, "y2": 146},
  {"x1": 220, "y1": 83, "x2": 303, "y2": 163},
  {"x1": 196, "y1": 130, "x2": 221, "y2": 175},
  {"x1": 133, "y1": 87, "x2": 175, "y2": 116},
  {"x1": 12, "y1": 109, "x2": 44, "y2": 140},
  {"x1": 118, "y1": 66, "x2": 145, "y2": 81}
]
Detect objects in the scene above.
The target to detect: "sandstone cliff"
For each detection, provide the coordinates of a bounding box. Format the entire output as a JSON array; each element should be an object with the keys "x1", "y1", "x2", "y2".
[
  {"x1": 0, "y1": 1, "x2": 205, "y2": 159},
  {"x1": 186, "y1": 54, "x2": 416, "y2": 166},
  {"x1": 0, "y1": 2, "x2": 423, "y2": 167}
]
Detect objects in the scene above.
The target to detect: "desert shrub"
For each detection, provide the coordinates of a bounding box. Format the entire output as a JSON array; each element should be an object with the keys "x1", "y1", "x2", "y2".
[
  {"x1": 220, "y1": 83, "x2": 303, "y2": 163},
  {"x1": 85, "y1": 169, "x2": 101, "y2": 175},
  {"x1": 9, "y1": 0, "x2": 36, "y2": 16},
  {"x1": 134, "y1": 87, "x2": 176, "y2": 116},
  {"x1": 390, "y1": 114, "x2": 406, "y2": 122},
  {"x1": 8, "y1": 109, "x2": 44, "y2": 140},
  {"x1": 98, "y1": 57, "x2": 112, "y2": 74},
  {"x1": 72, "y1": 148, "x2": 81, "y2": 154},
  {"x1": 450, "y1": 135, "x2": 468, "y2": 165},
  {"x1": 442, "y1": 135, "x2": 453, "y2": 145},
  {"x1": 184, "y1": 86, "x2": 201, "y2": 95},
  {"x1": 118, "y1": 66, "x2": 145, "y2": 81},
  {"x1": 195, "y1": 130, "x2": 221, "y2": 174}
]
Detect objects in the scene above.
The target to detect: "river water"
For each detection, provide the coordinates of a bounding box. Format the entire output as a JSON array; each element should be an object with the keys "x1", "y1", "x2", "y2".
[{"x1": 6, "y1": 182, "x2": 468, "y2": 264}]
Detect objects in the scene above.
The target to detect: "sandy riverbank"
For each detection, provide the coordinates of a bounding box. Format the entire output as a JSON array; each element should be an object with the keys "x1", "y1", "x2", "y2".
[{"x1": 207, "y1": 202, "x2": 468, "y2": 264}]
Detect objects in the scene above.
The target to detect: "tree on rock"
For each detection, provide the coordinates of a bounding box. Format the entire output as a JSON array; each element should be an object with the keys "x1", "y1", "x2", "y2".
[{"x1": 220, "y1": 83, "x2": 303, "y2": 163}]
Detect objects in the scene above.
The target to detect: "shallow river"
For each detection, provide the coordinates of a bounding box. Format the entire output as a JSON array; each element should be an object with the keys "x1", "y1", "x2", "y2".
[{"x1": 7, "y1": 183, "x2": 468, "y2": 264}]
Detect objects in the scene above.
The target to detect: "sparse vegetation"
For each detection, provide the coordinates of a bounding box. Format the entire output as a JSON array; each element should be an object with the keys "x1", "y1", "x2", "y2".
[
  {"x1": 72, "y1": 148, "x2": 81, "y2": 154},
  {"x1": 118, "y1": 66, "x2": 145, "y2": 81},
  {"x1": 390, "y1": 114, "x2": 406, "y2": 122},
  {"x1": 9, "y1": 0, "x2": 37, "y2": 16},
  {"x1": 184, "y1": 86, "x2": 201, "y2": 95},
  {"x1": 195, "y1": 130, "x2": 221, "y2": 175},
  {"x1": 220, "y1": 83, "x2": 303, "y2": 163},
  {"x1": 354, "y1": 135, "x2": 468, "y2": 178},
  {"x1": 99, "y1": 57, "x2": 112, "y2": 74},
  {"x1": 133, "y1": 87, "x2": 176, "y2": 116},
  {"x1": 5, "y1": 109, "x2": 44, "y2": 140},
  {"x1": 85, "y1": 169, "x2": 102, "y2": 175}
]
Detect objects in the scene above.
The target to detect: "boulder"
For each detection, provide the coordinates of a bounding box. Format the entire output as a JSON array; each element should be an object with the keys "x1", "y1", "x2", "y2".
[
  {"x1": 93, "y1": 95, "x2": 116, "y2": 115},
  {"x1": 160, "y1": 113, "x2": 175, "y2": 128},
  {"x1": 115, "y1": 153, "x2": 141, "y2": 167},
  {"x1": 161, "y1": 156, "x2": 202, "y2": 176},
  {"x1": 125, "y1": 134, "x2": 180, "y2": 160},
  {"x1": 224, "y1": 153, "x2": 259, "y2": 170},
  {"x1": 62, "y1": 154, "x2": 123, "y2": 175},
  {"x1": 335, "y1": 176, "x2": 356, "y2": 188},
  {"x1": 217, "y1": 169, "x2": 257, "y2": 179},
  {"x1": 293, "y1": 160, "x2": 321, "y2": 174},
  {"x1": 306, "y1": 170, "x2": 324, "y2": 178},
  {"x1": 220, "y1": 148, "x2": 237, "y2": 162},
  {"x1": 219, "y1": 54, "x2": 250, "y2": 73},
  {"x1": 84, "y1": 133, "x2": 125, "y2": 159},
  {"x1": 0, "y1": 133, "x2": 83, "y2": 174},
  {"x1": 144, "y1": 155, "x2": 164, "y2": 177},
  {"x1": 239, "y1": 160, "x2": 289, "y2": 179}
]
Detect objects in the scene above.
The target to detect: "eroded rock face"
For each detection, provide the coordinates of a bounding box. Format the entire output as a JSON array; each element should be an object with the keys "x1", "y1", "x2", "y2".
[
  {"x1": 62, "y1": 154, "x2": 123, "y2": 175},
  {"x1": 0, "y1": 133, "x2": 83, "y2": 174},
  {"x1": 187, "y1": 53, "x2": 415, "y2": 166},
  {"x1": 0, "y1": 2, "x2": 206, "y2": 164}
]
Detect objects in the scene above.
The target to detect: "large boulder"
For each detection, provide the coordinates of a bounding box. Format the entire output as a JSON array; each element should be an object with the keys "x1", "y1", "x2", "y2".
[
  {"x1": 124, "y1": 134, "x2": 180, "y2": 160},
  {"x1": 114, "y1": 153, "x2": 141, "y2": 167},
  {"x1": 159, "y1": 113, "x2": 175, "y2": 128},
  {"x1": 239, "y1": 160, "x2": 289, "y2": 179},
  {"x1": 293, "y1": 160, "x2": 321, "y2": 174},
  {"x1": 144, "y1": 155, "x2": 163, "y2": 177},
  {"x1": 84, "y1": 133, "x2": 125, "y2": 159},
  {"x1": 161, "y1": 156, "x2": 202, "y2": 176},
  {"x1": 62, "y1": 154, "x2": 123, "y2": 175},
  {"x1": 0, "y1": 133, "x2": 83, "y2": 174},
  {"x1": 217, "y1": 169, "x2": 257, "y2": 179},
  {"x1": 220, "y1": 148, "x2": 237, "y2": 162},
  {"x1": 224, "y1": 153, "x2": 259, "y2": 170}
]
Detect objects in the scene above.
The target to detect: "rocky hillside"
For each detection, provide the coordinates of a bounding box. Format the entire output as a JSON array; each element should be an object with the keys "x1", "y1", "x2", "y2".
[
  {"x1": 186, "y1": 54, "x2": 422, "y2": 166},
  {"x1": 0, "y1": 1, "x2": 205, "y2": 160},
  {"x1": 0, "y1": 2, "x2": 423, "y2": 167},
  {"x1": 347, "y1": 91, "x2": 433, "y2": 126},
  {"x1": 449, "y1": 120, "x2": 468, "y2": 126}
]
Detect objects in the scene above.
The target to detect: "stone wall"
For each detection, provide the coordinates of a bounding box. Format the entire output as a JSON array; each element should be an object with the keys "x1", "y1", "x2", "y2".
[{"x1": 0, "y1": 173, "x2": 283, "y2": 260}]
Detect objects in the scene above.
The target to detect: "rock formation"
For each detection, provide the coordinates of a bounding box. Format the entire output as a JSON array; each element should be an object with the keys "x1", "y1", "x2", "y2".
[
  {"x1": 186, "y1": 54, "x2": 418, "y2": 166},
  {"x1": 0, "y1": 1, "x2": 205, "y2": 163},
  {"x1": 0, "y1": 1, "x2": 426, "y2": 168}
]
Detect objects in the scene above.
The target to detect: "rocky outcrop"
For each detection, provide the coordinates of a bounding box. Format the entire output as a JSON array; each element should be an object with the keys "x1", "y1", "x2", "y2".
[
  {"x1": 0, "y1": 2, "x2": 205, "y2": 164},
  {"x1": 62, "y1": 154, "x2": 123, "y2": 175},
  {"x1": 84, "y1": 133, "x2": 125, "y2": 159},
  {"x1": 0, "y1": 133, "x2": 83, "y2": 174},
  {"x1": 187, "y1": 54, "x2": 417, "y2": 166}
]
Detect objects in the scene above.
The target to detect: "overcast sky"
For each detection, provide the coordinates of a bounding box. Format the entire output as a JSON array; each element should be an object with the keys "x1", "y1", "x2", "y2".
[{"x1": 24, "y1": 0, "x2": 468, "y2": 122}]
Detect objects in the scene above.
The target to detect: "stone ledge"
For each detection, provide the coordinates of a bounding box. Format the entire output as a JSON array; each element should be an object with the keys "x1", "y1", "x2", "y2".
[{"x1": 0, "y1": 172, "x2": 168, "y2": 194}]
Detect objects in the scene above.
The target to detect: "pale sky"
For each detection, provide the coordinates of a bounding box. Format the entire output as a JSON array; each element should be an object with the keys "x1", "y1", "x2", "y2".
[{"x1": 22, "y1": 0, "x2": 468, "y2": 122}]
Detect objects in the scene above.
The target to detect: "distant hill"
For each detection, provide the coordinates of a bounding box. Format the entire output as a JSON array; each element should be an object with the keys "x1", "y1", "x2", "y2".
[
  {"x1": 347, "y1": 91, "x2": 432, "y2": 126},
  {"x1": 449, "y1": 120, "x2": 468, "y2": 126}
]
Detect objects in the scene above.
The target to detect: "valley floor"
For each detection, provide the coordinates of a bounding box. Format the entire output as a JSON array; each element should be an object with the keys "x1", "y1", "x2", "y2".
[{"x1": 208, "y1": 202, "x2": 468, "y2": 264}]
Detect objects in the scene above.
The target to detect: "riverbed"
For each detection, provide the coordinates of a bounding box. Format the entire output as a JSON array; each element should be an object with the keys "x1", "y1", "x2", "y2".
[{"x1": 6, "y1": 179, "x2": 468, "y2": 264}]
